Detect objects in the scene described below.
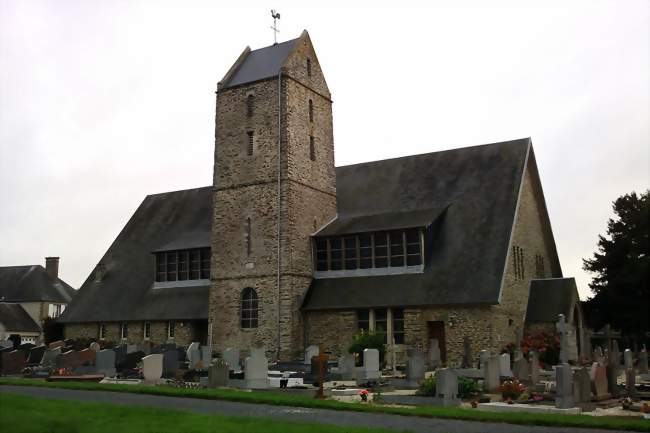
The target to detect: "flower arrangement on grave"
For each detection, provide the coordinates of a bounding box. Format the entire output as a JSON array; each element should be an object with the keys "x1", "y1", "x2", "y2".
[
  {"x1": 358, "y1": 389, "x2": 369, "y2": 402},
  {"x1": 348, "y1": 330, "x2": 386, "y2": 365},
  {"x1": 498, "y1": 379, "x2": 526, "y2": 400},
  {"x1": 620, "y1": 397, "x2": 633, "y2": 410},
  {"x1": 501, "y1": 330, "x2": 560, "y2": 368}
]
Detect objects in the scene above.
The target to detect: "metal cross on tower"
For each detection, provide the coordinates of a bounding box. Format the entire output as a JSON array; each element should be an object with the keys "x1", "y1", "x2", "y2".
[{"x1": 270, "y1": 10, "x2": 281, "y2": 44}]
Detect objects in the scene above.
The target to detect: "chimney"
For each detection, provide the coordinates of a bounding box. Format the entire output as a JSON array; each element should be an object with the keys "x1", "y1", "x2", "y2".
[{"x1": 45, "y1": 257, "x2": 60, "y2": 280}]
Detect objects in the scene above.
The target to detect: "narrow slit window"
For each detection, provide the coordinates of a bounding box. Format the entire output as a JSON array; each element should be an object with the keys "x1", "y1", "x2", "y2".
[
  {"x1": 247, "y1": 131, "x2": 254, "y2": 156},
  {"x1": 246, "y1": 217, "x2": 252, "y2": 257},
  {"x1": 307, "y1": 58, "x2": 312, "y2": 77},
  {"x1": 246, "y1": 94, "x2": 254, "y2": 117},
  {"x1": 308, "y1": 99, "x2": 314, "y2": 122},
  {"x1": 309, "y1": 136, "x2": 315, "y2": 161},
  {"x1": 167, "y1": 321, "x2": 175, "y2": 339}
]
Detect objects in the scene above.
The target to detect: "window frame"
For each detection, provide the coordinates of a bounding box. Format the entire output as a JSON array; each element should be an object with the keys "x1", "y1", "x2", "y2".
[
  {"x1": 167, "y1": 321, "x2": 175, "y2": 339},
  {"x1": 240, "y1": 287, "x2": 259, "y2": 329},
  {"x1": 155, "y1": 248, "x2": 211, "y2": 282},
  {"x1": 246, "y1": 94, "x2": 254, "y2": 118},
  {"x1": 120, "y1": 322, "x2": 128, "y2": 340},
  {"x1": 98, "y1": 324, "x2": 107, "y2": 340},
  {"x1": 143, "y1": 321, "x2": 151, "y2": 340},
  {"x1": 246, "y1": 131, "x2": 254, "y2": 156}
]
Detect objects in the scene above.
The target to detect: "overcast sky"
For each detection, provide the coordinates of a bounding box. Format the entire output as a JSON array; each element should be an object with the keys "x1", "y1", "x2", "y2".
[{"x1": 1, "y1": 0, "x2": 648, "y2": 299}]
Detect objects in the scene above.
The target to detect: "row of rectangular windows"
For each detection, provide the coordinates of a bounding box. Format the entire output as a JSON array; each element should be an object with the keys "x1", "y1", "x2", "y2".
[
  {"x1": 357, "y1": 308, "x2": 404, "y2": 345},
  {"x1": 155, "y1": 248, "x2": 210, "y2": 282},
  {"x1": 315, "y1": 229, "x2": 423, "y2": 272},
  {"x1": 98, "y1": 321, "x2": 176, "y2": 340}
]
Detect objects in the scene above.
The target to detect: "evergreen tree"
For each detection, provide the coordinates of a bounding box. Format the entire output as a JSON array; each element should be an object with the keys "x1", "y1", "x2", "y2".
[{"x1": 583, "y1": 190, "x2": 649, "y2": 335}]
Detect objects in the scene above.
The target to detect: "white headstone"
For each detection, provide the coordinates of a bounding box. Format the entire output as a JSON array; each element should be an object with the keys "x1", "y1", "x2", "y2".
[
  {"x1": 639, "y1": 347, "x2": 648, "y2": 374},
  {"x1": 624, "y1": 348, "x2": 634, "y2": 370},
  {"x1": 187, "y1": 342, "x2": 201, "y2": 369},
  {"x1": 356, "y1": 348, "x2": 380, "y2": 383},
  {"x1": 483, "y1": 355, "x2": 500, "y2": 392},
  {"x1": 222, "y1": 348, "x2": 240, "y2": 371},
  {"x1": 304, "y1": 345, "x2": 319, "y2": 365},
  {"x1": 244, "y1": 348, "x2": 268, "y2": 389},
  {"x1": 499, "y1": 352, "x2": 513, "y2": 377},
  {"x1": 142, "y1": 354, "x2": 163, "y2": 383}
]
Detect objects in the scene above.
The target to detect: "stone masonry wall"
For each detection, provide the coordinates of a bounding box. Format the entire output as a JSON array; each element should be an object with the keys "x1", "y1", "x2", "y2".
[{"x1": 64, "y1": 321, "x2": 194, "y2": 347}]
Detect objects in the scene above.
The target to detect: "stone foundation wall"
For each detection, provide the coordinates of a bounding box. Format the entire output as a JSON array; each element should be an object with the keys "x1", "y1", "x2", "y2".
[{"x1": 304, "y1": 310, "x2": 358, "y2": 356}]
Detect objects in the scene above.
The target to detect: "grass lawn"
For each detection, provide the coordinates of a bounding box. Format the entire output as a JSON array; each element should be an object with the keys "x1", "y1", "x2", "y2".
[
  {"x1": 1, "y1": 392, "x2": 399, "y2": 433},
  {"x1": 1, "y1": 378, "x2": 648, "y2": 432}
]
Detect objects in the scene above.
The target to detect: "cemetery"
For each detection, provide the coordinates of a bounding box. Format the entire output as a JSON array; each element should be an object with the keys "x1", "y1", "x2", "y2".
[{"x1": 2, "y1": 314, "x2": 650, "y2": 431}]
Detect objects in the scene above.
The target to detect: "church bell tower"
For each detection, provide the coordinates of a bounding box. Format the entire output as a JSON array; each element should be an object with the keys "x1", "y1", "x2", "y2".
[{"x1": 210, "y1": 31, "x2": 336, "y2": 360}]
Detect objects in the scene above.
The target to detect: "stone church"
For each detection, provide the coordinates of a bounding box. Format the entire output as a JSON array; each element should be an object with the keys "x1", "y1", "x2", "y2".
[{"x1": 60, "y1": 31, "x2": 585, "y2": 363}]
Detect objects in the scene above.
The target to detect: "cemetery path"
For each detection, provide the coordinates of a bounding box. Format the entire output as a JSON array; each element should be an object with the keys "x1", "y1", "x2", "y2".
[{"x1": 0, "y1": 386, "x2": 629, "y2": 433}]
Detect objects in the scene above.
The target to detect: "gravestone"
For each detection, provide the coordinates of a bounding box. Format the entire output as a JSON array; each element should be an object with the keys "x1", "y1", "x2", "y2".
[
  {"x1": 512, "y1": 357, "x2": 530, "y2": 383},
  {"x1": 126, "y1": 344, "x2": 138, "y2": 354},
  {"x1": 48, "y1": 340, "x2": 65, "y2": 349},
  {"x1": 610, "y1": 340, "x2": 621, "y2": 367},
  {"x1": 590, "y1": 362, "x2": 610, "y2": 400},
  {"x1": 0, "y1": 340, "x2": 13, "y2": 349},
  {"x1": 639, "y1": 347, "x2": 648, "y2": 374},
  {"x1": 58, "y1": 350, "x2": 82, "y2": 371},
  {"x1": 78, "y1": 348, "x2": 96, "y2": 366},
  {"x1": 606, "y1": 363, "x2": 620, "y2": 398},
  {"x1": 337, "y1": 353, "x2": 356, "y2": 381},
  {"x1": 1, "y1": 350, "x2": 26, "y2": 374},
  {"x1": 119, "y1": 351, "x2": 145, "y2": 372},
  {"x1": 96, "y1": 349, "x2": 116, "y2": 377},
  {"x1": 483, "y1": 355, "x2": 500, "y2": 392},
  {"x1": 461, "y1": 337, "x2": 472, "y2": 368},
  {"x1": 583, "y1": 329, "x2": 593, "y2": 361},
  {"x1": 41, "y1": 347, "x2": 61, "y2": 369},
  {"x1": 142, "y1": 354, "x2": 164, "y2": 383},
  {"x1": 556, "y1": 314, "x2": 570, "y2": 364},
  {"x1": 304, "y1": 345, "x2": 319, "y2": 365},
  {"x1": 208, "y1": 359, "x2": 229, "y2": 388},
  {"x1": 244, "y1": 347, "x2": 268, "y2": 389},
  {"x1": 357, "y1": 348, "x2": 380, "y2": 383},
  {"x1": 89, "y1": 342, "x2": 101, "y2": 353},
  {"x1": 436, "y1": 368, "x2": 460, "y2": 407},
  {"x1": 222, "y1": 348, "x2": 240, "y2": 371},
  {"x1": 187, "y1": 342, "x2": 201, "y2": 369},
  {"x1": 624, "y1": 349, "x2": 633, "y2": 370},
  {"x1": 406, "y1": 348, "x2": 425, "y2": 387},
  {"x1": 114, "y1": 345, "x2": 127, "y2": 366},
  {"x1": 530, "y1": 350, "x2": 540, "y2": 384},
  {"x1": 625, "y1": 368, "x2": 636, "y2": 397},
  {"x1": 479, "y1": 350, "x2": 488, "y2": 369},
  {"x1": 429, "y1": 339, "x2": 441, "y2": 369},
  {"x1": 27, "y1": 345, "x2": 46, "y2": 365},
  {"x1": 162, "y1": 349, "x2": 179, "y2": 377},
  {"x1": 573, "y1": 367, "x2": 592, "y2": 404},
  {"x1": 555, "y1": 363, "x2": 574, "y2": 409},
  {"x1": 594, "y1": 346, "x2": 605, "y2": 364},
  {"x1": 499, "y1": 353, "x2": 512, "y2": 377},
  {"x1": 200, "y1": 346, "x2": 212, "y2": 369},
  {"x1": 139, "y1": 340, "x2": 152, "y2": 355}
]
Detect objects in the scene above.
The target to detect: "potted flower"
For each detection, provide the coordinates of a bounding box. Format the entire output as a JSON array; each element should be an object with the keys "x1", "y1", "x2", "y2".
[
  {"x1": 498, "y1": 379, "x2": 526, "y2": 401},
  {"x1": 358, "y1": 389, "x2": 369, "y2": 402}
]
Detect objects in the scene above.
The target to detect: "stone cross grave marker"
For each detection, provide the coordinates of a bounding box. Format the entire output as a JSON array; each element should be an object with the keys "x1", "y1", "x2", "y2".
[
  {"x1": 223, "y1": 348, "x2": 240, "y2": 371},
  {"x1": 461, "y1": 337, "x2": 472, "y2": 368},
  {"x1": 556, "y1": 314, "x2": 570, "y2": 364},
  {"x1": 96, "y1": 349, "x2": 116, "y2": 377},
  {"x1": 304, "y1": 345, "x2": 319, "y2": 365},
  {"x1": 555, "y1": 363, "x2": 574, "y2": 409},
  {"x1": 244, "y1": 347, "x2": 268, "y2": 389},
  {"x1": 142, "y1": 354, "x2": 163, "y2": 383},
  {"x1": 208, "y1": 359, "x2": 229, "y2": 388},
  {"x1": 436, "y1": 368, "x2": 460, "y2": 407},
  {"x1": 406, "y1": 348, "x2": 425, "y2": 387}
]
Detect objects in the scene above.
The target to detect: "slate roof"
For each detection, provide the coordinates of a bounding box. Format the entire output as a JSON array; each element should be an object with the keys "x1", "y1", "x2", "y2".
[
  {"x1": 303, "y1": 138, "x2": 556, "y2": 310},
  {"x1": 0, "y1": 265, "x2": 75, "y2": 303},
  {"x1": 221, "y1": 38, "x2": 299, "y2": 90},
  {"x1": 525, "y1": 278, "x2": 579, "y2": 323},
  {"x1": 315, "y1": 207, "x2": 448, "y2": 236},
  {"x1": 0, "y1": 303, "x2": 41, "y2": 333},
  {"x1": 58, "y1": 186, "x2": 212, "y2": 323}
]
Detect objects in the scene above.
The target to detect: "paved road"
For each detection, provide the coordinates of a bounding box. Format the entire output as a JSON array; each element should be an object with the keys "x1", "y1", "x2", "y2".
[{"x1": 0, "y1": 385, "x2": 632, "y2": 433}]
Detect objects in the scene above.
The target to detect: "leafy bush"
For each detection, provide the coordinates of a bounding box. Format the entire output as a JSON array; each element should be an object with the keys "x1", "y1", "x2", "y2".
[
  {"x1": 458, "y1": 377, "x2": 480, "y2": 398},
  {"x1": 416, "y1": 376, "x2": 436, "y2": 396},
  {"x1": 348, "y1": 330, "x2": 386, "y2": 362}
]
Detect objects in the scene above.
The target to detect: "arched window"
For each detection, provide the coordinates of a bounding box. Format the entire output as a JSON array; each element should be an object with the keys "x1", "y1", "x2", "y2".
[
  {"x1": 241, "y1": 287, "x2": 259, "y2": 329},
  {"x1": 246, "y1": 94, "x2": 254, "y2": 117},
  {"x1": 308, "y1": 99, "x2": 314, "y2": 122}
]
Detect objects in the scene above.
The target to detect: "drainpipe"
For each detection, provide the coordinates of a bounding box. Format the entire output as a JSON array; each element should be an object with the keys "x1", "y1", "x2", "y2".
[{"x1": 276, "y1": 70, "x2": 282, "y2": 361}]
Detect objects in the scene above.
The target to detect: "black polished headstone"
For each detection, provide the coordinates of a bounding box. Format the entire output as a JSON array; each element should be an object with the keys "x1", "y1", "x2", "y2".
[{"x1": 27, "y1": 345, "x2": 47, "y2": 365}]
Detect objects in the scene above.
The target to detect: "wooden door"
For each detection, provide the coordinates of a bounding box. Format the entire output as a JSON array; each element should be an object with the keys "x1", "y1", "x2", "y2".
[{"x1": 427, "y1": 321, "x2": 447, "y2": 363}]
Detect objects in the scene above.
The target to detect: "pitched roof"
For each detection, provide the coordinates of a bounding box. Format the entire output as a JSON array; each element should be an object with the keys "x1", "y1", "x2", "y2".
[
  {"x1": 220, "y1": 38, "x2": 299, "y2": 90},
  {"x1": 0, "y1": 265, "x2": 75, "y2": 303},
  {"x1": 0, "y1": 303, "x2": 41, "y2": 333},
  {"x1": 525, "y1": 278, "x2": 580, "y2": 323},
  {"x1": 302, "y1": 138, "x2": 534, "y2": 310},
  {"x1": 58, "y1": 187, "x2": 212, "y2": 323}
]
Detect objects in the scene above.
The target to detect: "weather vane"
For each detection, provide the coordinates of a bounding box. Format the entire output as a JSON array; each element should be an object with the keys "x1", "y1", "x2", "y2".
[{"x1": 271, "y1": 9, "x2": 280, "y2": 44}]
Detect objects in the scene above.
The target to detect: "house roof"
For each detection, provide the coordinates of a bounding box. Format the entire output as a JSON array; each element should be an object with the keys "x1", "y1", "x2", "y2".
[
  {"x1": 58, "y1": 186, "x2": 212, "y2": 323},
  {"x1": 0, "y1": 303, "x2": 41, "y2": 333},
  {"x1": 303, "y1": 138, "x2": 539, "y2": 310},
  {"x1": 220, "y1": 38, "x2": 299, "y2": 90},
  {"x1": 525, "y1": 278, "x2": 579, "y2": 323},
  {"x1": 0, "y1": 265, "x2": 75, "y2": 303}
]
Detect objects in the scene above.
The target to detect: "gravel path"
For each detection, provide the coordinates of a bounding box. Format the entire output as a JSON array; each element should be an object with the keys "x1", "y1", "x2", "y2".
[{"x1": 0, "y1": 385, "x2": 631, "y2": 433}]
